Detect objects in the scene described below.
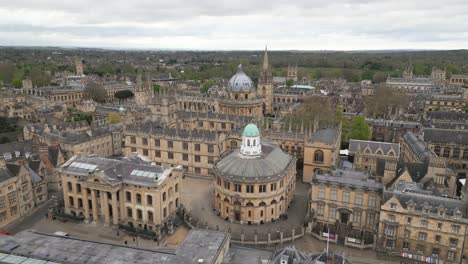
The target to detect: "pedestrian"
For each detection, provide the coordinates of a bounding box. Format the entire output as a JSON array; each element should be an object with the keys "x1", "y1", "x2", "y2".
[
  {"x1": 124, "y1": 240, "x2": 127, "y2": 245},
  {"x1": 116, "y1": 231, "x2": 119, "y2": 237}
]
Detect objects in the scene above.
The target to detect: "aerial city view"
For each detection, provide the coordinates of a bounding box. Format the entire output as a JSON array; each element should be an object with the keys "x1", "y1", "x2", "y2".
[{"x1": 0, "y1": 1, "x2": 468, "y2": 263}]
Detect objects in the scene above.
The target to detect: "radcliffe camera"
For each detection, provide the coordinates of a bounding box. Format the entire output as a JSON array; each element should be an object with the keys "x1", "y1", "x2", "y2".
[{"x1": 0, "y1": 1, "x2": 467, "y2": 264}]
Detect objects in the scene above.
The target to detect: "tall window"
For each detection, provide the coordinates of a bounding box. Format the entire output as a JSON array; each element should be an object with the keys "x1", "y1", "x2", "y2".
[
  {"x1": 368, "y1": 196, "x2": 376, "y2": 207},
  {"x1": 314, "y1": 150, "x2": 324, "y2": 163},
  {"x1": 234, "y1": 184, "x2": 242, "y2": 192},
  {"x1": 330, "y1": 190, "x2": 337, "y2": 201},
  {"x1": 246, "y1": 185, "x2": 254, "y2": 193},
  {"x1": 259, "y1": 185, "x2": 266, "y2": 193},
  {"x1": 433, "y1": 146, "x2": 441, "y2": 156},
  {"x1": 317, "y1": 204, "x2": 324, "y2": 216},
  {"x1": 329, "y1": 207, "x2": 336, "y2": 219},
  {"x1": 355, "y1": 194, "x2": 363, "y2": 205},
  {"x1": 342, "y1": 192, "x2": 350, "y2": 203},
  {"x1": 353, "y1": 211, "x2": 362, "y2": 224},
  {"x1": 318, "y1": 188, "x2": 325, "y2": 199}
]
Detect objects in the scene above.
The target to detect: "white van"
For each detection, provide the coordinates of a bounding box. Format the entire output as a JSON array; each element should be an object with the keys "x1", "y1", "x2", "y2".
[{"x1": 53, "y1": 231, "x2": 70, "y2": 237}]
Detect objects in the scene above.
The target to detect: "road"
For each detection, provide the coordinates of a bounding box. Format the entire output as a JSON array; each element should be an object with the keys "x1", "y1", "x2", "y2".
[{"x1": 7, "y1": 200, "x2": 51, "y2": 235}]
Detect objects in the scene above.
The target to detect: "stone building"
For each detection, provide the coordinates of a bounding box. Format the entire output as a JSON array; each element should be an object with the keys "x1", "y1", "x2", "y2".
[
  {"x1": 75, "y1": 58, "x2": 84, "y2": 76},
  {"x1": 123, "y1": 122, "x2": 227, "y2": 177},
  {"x1": 309, "y1": 168, "x2": 382, "y2": 248},
  {"x1": 449, "y1": 74, "x2": 468, "y2": 86},
  {"x1": 287, "y1": 64, "x2": 298, "y2": 83},
  {"x1": 303, "y1": 128, "x2": 341, "y2": 183},
  {"x1": 218, "y1": 64, "x2": 264, "y2": 119},
  {"x1": 60, "y1": 155, "x2": 183, "y2": 229},
  {"x1": 0, "y1": 158, "x2": 47, "y2": 228},
  {"x1": 348, "y1": 139, "x2": 400, "y2": 176},
  {"x1": 258, "y1": 47, "x2": 274, "y2": 114},
  {"x1": 378, "y1": 182, "x2": 468, "y2": 264},
  {"x1": 424, "y1": 94, "x2": 464, "y2": 112},
  {"x1": 423, "y1": 127, "x2": 468, "y2": 178},
  {"x1": 24, "y1": 123, "x2": 122, "y2": 160},
  {"x1": 369, "y1": 119, "x2": 421, "y2": 143},
  {"x1": 213, "y1": 124, "x2": 296, "y2": 224}
]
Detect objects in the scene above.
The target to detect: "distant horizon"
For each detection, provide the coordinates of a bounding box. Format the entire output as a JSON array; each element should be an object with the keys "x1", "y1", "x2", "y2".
[
  {"x1": 1, "y1": 0, "x2": 468, "y2": 51},
  {"x1": 1, "y1": 45, "x2": 467, "y2": 53}
]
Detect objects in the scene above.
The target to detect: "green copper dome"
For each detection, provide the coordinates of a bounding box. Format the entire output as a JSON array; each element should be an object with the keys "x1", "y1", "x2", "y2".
[{"x1": 243, "y1": 124, "x2": 259, "y2": 137}]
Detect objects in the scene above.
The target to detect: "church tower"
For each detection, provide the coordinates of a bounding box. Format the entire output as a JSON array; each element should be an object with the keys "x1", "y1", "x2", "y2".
[
  {"x1": 258, "y1": 46, "x2": 273, "y2": 114},
  {"x1": 134, "y1": 73, "x2": 152, "y2": 106},
  {"x1": 287, "y1": 64, "x2": 298, "y2": 83},
  {"x1": 402, "y1": 58, "x2": 413, "y2": 80},
  {"x1": 75, "y1": 58, "x2": 84, "y2": 76}
]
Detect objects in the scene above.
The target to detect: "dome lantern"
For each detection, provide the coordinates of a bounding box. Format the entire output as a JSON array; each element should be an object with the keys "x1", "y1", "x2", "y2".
[{"x1": 240, "y1": 124, "x2": 261, "y2": 156}]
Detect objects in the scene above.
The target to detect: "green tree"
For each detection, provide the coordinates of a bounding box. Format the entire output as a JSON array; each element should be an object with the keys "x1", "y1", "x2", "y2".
[
  {"x1": 114, "y1": 90, "x2": 134, "y2": 101},
  {"x1": 153, "y1": 84, "x2": 161, "y2": 94},
  {"x1": 350, "y1": 116, "x2": 370, "y2": 140},
  {"x1": 372, "y1": 72, "x2": 387, "y2": 83},
  {"x1": 201, "y1": 80, "x2": 215, "y2": 94},
  {"x1": 108, "y1": 112, "x2": 122, "y2": 124},
  {"x1": 286, "y1": 79, "x2": 294, "y2": 87}
]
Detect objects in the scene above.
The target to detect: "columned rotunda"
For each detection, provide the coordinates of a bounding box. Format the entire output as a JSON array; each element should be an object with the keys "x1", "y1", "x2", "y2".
[{"x1": 213, "y1": 124, "x2": 296, "y2": 224}]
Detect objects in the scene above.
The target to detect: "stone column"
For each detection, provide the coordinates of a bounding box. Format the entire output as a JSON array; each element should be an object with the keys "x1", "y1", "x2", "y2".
[
  {"x1": 112, "y1": 191, "x2": 119, "y2": 225},
  {"x1": 103, "y1": 191, "x2": 110, "y2": 226},
  {"x1": 83, "y1": 188, "x2": 90, "y2": 222},
  {"x1": 91, "y1": 190, "x2": 98, "y2": 223}
]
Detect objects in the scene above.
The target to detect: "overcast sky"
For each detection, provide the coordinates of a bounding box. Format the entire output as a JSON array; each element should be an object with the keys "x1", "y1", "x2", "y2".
[{"x1": 0, "y1": 0, "x2": 467, "y2": 50}]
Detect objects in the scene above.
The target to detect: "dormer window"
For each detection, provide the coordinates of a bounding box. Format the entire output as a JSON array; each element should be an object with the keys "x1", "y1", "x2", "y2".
[
  {"x1": 390, "y1": 203, "x2": 396, "y2": 209},
  {"x1": 3, "y1": 153, "x2": 12, "y2": 160}
]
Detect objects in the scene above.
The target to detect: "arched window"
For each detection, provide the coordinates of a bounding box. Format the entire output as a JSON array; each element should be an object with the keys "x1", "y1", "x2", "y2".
[
  {"x1": 314, "y1": 150, "x2": 324, "y2": 163},
  {"x1": 253, "y1": 139, "x2": 256, "y2": 146},
  {"x1": 162, "y1": 192, "x2": 166, "y2": 202},
  {"x1": 247, "y1": 140, "x2": 250, "y2": 146}
]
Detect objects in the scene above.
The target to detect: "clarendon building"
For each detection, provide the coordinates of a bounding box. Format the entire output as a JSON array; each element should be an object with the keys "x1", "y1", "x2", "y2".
[
  {"x1": 60, "y1": 155, "x2": 183, "y2": 229},
  {"x1": 213, "y1": 124, "x2": 296, "y2": 224}
]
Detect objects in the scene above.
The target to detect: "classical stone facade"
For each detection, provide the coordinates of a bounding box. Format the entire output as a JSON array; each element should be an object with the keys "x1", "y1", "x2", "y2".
[
  {"x1": 310, "y1": 168, "x2": 382, "y2": 248},
  {"x1": 60, "y1": 155, "x2": 183, "y2": 228},
  {"x1": 378, "y1": 182, "x2": 468, "y2": 264},
  {"x1": 213, "y1": 124, "x2": 296, "y2": 224}
]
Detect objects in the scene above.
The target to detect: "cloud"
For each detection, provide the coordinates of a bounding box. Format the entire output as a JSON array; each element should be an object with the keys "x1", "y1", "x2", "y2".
[{"x1": 0, "y1": 0, "x2": 467, "y2": 50}]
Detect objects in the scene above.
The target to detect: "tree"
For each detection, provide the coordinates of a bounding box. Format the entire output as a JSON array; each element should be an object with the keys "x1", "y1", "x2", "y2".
[
  {"x1": 108, "y1": 112, "x2": 122, "y2": 124},
  {"x1": 201, "y1": 80, "x2": 215, "y2": 94},
  {"x1": 372, "y1": 72, "x2": 387, "y2": 83},
  {"x1": 286, "y1": 79, "x2": 294, "y2": 87},
  {"x1": 114, "y1": 90, "x2": 134, "y2": 101},
  {"x1": 153, "y1": 84, "x2": 161, "y2": 94},
  {"x1": 364, "y1": 85, "x2": 407, "y2": 119},
  {"x1": 350, "y1": 116, "x2": 370, "y2": 140},
  {"x1": 85, "y1": 80, "x2": 107, "y2": 103}
]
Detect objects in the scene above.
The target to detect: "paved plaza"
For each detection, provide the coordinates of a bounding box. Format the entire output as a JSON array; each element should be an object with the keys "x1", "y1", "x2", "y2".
[{"x1": 181, "y1": 175, "x2": 309, "y2": 236}]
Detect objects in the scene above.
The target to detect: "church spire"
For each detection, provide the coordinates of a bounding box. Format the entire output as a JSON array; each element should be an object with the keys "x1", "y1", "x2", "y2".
[{"x1": 262, "y1": 45, "x2": 269, "y2": 70}]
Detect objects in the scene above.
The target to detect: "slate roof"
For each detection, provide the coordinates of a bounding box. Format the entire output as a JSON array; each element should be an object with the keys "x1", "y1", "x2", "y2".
[
  {"x1": 402, "y1": 132, "x2": 431, "y2": 162},
  {"x1": 0, "y1": 141, "x2": 34, "y2": 161},
  {"x1": 214, "y1": 142, "x2": 293, "y2": 182},
  {"x1": 0, "y1": 168, "x2": 15, "y2": 183},
  {"x1": 368, "y1": 119, "x2": 420, "y2": 129},
  {"x1": 0, "y1": 230, "x2": 228, "y2": 264},
  {"x1": 349, "y1": 139, "x2": 400, "y2": 156},
  {"x1": 382, "y1": 187, "x2": 468, "y2": 218},
  {"x1": 125, "y1": 122, "x2": 219, "y2": 141},
  {"x1": 62, "y1": 155, "x2": 171, "y2": 187},
  {"x1": 313, "y1": 168, "x2": 382, "y2": 191},
  {"x1": 423, "y1": 128, "x2": 468, "y2": 145},
  {"x1": 310, "y1": 128, "x2": 339, "y2": 145}
]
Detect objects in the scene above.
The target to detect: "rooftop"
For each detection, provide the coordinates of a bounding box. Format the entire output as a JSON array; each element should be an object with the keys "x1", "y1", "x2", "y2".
[
  {"x1": 61, "y1": 155, "x2": 178, "y2": 187},
  {"x1": 215, "y1": 141, "x2": 293, "y2": 182},
  {"x1": 0, "y1": 230, "x2": 228, "y2": 264}
]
